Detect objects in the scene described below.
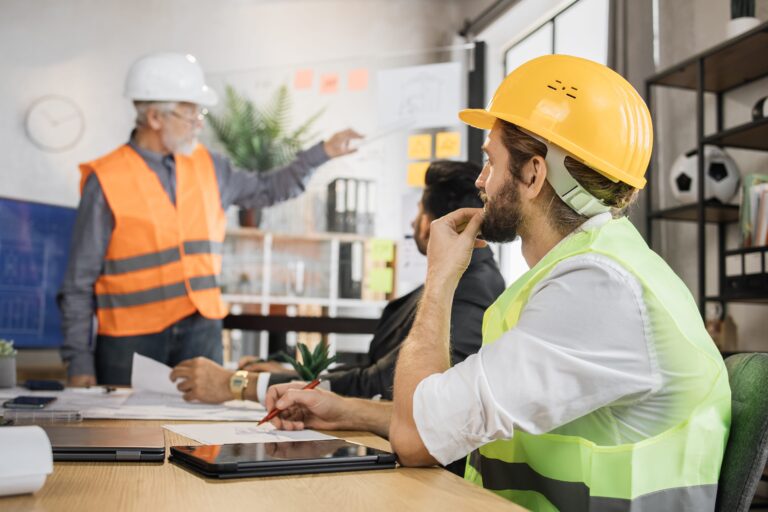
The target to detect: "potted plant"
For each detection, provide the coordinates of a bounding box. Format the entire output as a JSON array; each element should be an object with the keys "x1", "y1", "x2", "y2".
[
  {"x1": 0, "y1": 339, "x2": 17, "y2": 388},
  {"x1": 279, "y1": 341, "x2": 337, "y2": 381},
  {"x1": 207, "y1": 85, "x2": 324, "y2": 227},
  {"x1": 727, "y1": 0, "x2": 760, "y2": 39}
]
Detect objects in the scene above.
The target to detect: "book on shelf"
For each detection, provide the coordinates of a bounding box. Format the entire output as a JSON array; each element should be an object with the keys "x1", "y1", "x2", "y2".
[{"x1": 740, "y1": 174, "x2": 768, "y2": 247}]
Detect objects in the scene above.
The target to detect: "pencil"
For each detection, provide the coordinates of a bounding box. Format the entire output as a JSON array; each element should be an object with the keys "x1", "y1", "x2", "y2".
[{"x1": 257, "y1": 378, "x2": 322, "y2": 426}]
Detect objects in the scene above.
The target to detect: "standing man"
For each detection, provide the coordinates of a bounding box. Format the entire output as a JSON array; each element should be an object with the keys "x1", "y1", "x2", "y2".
[
  {"x1": 265, "y1": 55, "x2": 731, "y2": 511},
  {"x1": 59, "y1": 53, "x2": 360, "y2": 386}
]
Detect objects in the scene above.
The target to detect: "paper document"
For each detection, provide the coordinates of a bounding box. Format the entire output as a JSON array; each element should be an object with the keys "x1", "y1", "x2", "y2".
[
  {"x1": 0, "y1": 387, "x2": 266, "y2": 422},
  {"x1": 163, "y1": 422, "x2": 337, "y2": 445},
  {"x1": 131, "y1": 353, "x2": 181, "y2": 395}
]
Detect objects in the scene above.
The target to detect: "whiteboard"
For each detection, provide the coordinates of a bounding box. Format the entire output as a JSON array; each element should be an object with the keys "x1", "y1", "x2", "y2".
[{"x1": 376, "y1": 62, "x2": 462, "y2": 130}]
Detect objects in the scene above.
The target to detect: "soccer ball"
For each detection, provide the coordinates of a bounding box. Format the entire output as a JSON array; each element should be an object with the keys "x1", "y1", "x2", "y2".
[{"x1": 669, "y1": 146, "x2": 740, "y2": 204}]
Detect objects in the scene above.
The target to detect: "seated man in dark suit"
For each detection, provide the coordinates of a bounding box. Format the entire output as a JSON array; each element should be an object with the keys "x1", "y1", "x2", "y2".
[{"x1": 171, "y1": 160, "x2": 505, "y2": 403}]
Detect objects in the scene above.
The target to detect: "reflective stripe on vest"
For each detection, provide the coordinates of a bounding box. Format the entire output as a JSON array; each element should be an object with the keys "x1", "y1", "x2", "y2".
[
  {"x1": 80, "y1": 144, "x2": 228, "y2": 336},
  {"x1": 465, "y1": 217, "x2": 731, "y2": 512},
  {"x1": 102, "y1": 241, "x2": 222, "y2": 275}
]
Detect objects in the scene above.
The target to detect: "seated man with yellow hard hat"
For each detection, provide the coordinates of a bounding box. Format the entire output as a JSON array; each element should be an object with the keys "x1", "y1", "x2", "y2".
[
  {"x1": 263, "y1": 54, "x2": 731, "y2": 511},
  {"x1": 59, "y1": 52, "x2": 361, "y2": 387}
]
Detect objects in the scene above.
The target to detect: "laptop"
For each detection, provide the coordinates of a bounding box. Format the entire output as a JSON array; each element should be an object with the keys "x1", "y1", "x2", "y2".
[
  {"x1": 169, "y1": 439, "x2": 397, "y2": 479},
  {"x1": 42, "y1": 426, "x2": 165, "y2": 462}
]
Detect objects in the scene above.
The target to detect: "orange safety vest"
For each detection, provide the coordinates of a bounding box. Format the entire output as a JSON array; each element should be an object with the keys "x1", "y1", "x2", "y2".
[{"x1": 79, "y1": 144, "x2": 228, "y2": 336}]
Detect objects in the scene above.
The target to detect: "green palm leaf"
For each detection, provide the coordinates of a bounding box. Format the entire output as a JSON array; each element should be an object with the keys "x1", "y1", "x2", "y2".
[{"x1": 207, "y1": 84, "x2": 323, "y2": 173}]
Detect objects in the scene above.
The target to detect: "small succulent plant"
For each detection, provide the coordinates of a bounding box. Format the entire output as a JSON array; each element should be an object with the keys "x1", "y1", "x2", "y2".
[
  {"x1": 279, "y1": 342, "x2": 336, "y2": 381},
  {"x1": 0, "y1": 339, "x2": 17, "y2": 358}
]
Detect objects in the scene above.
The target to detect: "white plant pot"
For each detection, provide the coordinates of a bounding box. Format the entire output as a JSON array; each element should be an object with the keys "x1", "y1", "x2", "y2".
[
  {"x1": 0, "y1": 356, "x2": 16, "y2": 388},
  {"x1": 726, "y1": 17, "x2": 761, "y2": 39}
]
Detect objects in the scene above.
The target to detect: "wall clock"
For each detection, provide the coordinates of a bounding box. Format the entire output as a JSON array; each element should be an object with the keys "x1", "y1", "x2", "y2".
[{"x1": 25, "y1": 95, "x2": 85, "y2": 152}]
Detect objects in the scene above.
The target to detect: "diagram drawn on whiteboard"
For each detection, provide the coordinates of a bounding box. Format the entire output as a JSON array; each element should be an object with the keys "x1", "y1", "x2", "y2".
[{"x1": 376, "y1": 62, "x2": 462, "y2": 130}]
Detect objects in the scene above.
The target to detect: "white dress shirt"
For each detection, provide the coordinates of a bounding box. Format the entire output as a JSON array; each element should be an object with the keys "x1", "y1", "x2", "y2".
[{"x1": 412, "y1": 214, "x2": 672, "y2": 465}]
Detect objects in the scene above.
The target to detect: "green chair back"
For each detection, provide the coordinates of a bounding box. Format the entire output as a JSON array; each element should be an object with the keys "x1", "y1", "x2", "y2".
[{"x1": 716, "y1": 353, "x2": 768, "y2": 512}]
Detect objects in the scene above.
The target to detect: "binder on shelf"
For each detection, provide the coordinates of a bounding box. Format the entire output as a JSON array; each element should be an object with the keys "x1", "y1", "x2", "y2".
[
  {"x1": 326, "y1": 179, "x2": 347, "y2": 233},
  {"x1": 338, "y1": 241, "x2": 363, "y2": 299},
  {"x1": 345, "y1": 179, "x2": 358, "y2": 234},
  {"x1": 364, "y1": 181, "x2": 376, "y2": 236},
  {"x1": 356, "y1": 180, "x2": 368, "y2": 235}
]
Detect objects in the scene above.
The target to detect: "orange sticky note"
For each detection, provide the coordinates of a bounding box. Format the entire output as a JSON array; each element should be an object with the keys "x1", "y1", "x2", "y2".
[
  {"x1": 319, "y1": 73, "x2": 339, "y2": 94},
  {"x1": 407, "y1": 162, "x2": 430, "y2": 187},
  {"x1": 294, "y1": 69, "x2": 314, "y2": 90},
  {"x1": 435, "y1": 131, "x2": 461, "y2": 158},
  {"x1": 348, "y1": 68, "x2": 369, "y2": 91},
  {"x1": 407, "y1": 134, "x2": 432, "y2": 160}
]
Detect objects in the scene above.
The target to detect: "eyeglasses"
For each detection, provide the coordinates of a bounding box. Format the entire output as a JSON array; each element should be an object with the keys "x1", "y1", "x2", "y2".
[{"x1": 167, "y1": 108, "x2": 208, "y2": 126}]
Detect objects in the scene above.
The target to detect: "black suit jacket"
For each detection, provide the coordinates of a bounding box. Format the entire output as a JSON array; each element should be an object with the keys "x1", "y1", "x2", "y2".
[{"x1": 269, "y1": 246, "x2": 504, "y2": 399}]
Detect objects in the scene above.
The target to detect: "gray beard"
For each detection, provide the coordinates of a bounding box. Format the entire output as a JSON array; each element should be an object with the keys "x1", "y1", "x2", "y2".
[{"x1": 161, "y1": 131, "x2": 197, "y2": 155}]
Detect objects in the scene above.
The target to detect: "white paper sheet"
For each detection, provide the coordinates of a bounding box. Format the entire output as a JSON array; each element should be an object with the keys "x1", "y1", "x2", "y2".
[
  {"x1": 0, "y1": 426, "x2": 53, "y2": 496},
  {"x1": 131, "y1": 353, "x2": 181, "y2": 395},
  {"x1": 0, "y1": 387, "x2": 265, "y2": 422},
  {"x1": 163, "y1": 422, "x2": 336, "y2": 444},
  {"x1": 376, "y1": 62, "x2": 462, "y2": 129}
]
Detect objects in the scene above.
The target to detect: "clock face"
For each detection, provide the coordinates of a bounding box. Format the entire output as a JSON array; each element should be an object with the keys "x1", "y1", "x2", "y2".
[{"x1": 25, "y1": 96, "x2": 85, "y2": 152}]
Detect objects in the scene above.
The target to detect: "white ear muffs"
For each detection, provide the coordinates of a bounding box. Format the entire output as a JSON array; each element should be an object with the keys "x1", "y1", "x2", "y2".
[
  {"x1": 544, "y1": 144, "x2": 612, "y2": 218},
  {"x1": 519, "y1": 128, "x2": 611, "y2": 218}
]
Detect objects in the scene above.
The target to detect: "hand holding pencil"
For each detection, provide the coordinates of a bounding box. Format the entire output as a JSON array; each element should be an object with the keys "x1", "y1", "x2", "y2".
[
  {"x1": 258, "y1": 378, "x2": 322, "y2": 426},
  {"x1": 261, "y1": 379, "x2": 351, "y2": 431}
]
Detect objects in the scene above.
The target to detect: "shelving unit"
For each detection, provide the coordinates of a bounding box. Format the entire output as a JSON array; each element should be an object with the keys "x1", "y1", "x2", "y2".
[
  {"x1": 221, "y1": 227, "x2": 394, "y2": 360},
  {"x1": 645, "y1": 21, "x2": 768, "y2": 316}
]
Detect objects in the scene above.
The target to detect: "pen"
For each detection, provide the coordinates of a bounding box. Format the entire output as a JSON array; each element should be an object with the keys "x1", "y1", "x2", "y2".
[{"x1": 257, "y1": 378, "x2": 321, "y2": 426}]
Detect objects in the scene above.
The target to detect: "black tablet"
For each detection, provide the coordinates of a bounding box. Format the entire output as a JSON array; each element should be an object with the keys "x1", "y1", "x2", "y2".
[{"x1": 169, "y1": 439, "x2": 397, "y2": 479}]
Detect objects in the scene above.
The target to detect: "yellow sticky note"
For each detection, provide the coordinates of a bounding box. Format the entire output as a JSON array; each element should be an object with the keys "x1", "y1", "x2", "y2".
[
  {"x1": 369, "y1": 267, "x2": 393, "y2": 294},
  {"x1": 435, "y1": 131, "x2": 461, "y2": 158},
  {"x1": 407, "y1": 162, "x2": 430, "y2": 187},
  {"x1": 407, "y1": 134, "x2": 432, "y2": 160},
  {"x1": 370, "y1": 239, "x2": 395, "y2": 263},
  {"x1": 319, "y1": 73, "x2": 339, "y2": 94},
  {"x1": 294, "y1": 69, "x2": 314, "y2": 90}
]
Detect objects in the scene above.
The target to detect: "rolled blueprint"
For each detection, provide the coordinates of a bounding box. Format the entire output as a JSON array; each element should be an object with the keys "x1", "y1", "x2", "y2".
[{"x1": 0, "y1": 425, "x2": 53, "y2": 496}]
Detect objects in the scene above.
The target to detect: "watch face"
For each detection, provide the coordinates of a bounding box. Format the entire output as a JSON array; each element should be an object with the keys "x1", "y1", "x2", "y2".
[{"x1": 25, "y1": 95, "x2": 85, "y2": 152}]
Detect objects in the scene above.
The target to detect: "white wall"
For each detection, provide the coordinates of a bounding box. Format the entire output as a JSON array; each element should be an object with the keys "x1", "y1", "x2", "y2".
[{"x1": 0, "y1": 0, "x2": 485, "y2": 240}]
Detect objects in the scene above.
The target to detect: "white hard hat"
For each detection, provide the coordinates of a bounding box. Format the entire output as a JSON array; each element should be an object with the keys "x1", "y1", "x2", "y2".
[{"x1": 124, "y1": 52, "x2": 218, "y2": 107}]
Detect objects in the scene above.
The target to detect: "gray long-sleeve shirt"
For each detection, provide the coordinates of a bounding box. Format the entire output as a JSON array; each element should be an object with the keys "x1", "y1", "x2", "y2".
[{"x1": 58, "y1": 139, "x2": 329, "y2": 376}]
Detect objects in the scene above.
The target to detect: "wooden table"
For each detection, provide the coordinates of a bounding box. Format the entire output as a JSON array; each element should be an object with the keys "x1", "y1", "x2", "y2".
[{"x1": 3, "y1": 420, "x2": 524, "y2": 512}]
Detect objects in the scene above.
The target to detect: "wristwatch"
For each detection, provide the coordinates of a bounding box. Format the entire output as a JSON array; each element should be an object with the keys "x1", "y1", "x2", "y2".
[{"x1": 229, "y1": 370, "x2": 249, "y2": 401}]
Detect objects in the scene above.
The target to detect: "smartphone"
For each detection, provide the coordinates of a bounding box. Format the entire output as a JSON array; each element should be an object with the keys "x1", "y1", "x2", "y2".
[
  {"x1": 24, "y1": 380, "x2": 65, "y2": 391},
  {"x1": 2, "y1": 396, "x2": 58, "y2": 409}
]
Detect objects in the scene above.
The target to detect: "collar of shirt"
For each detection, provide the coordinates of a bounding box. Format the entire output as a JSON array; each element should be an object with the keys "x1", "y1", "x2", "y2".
[{"x1": 127, "y1": 136, "x2": 175, "y2": 172}]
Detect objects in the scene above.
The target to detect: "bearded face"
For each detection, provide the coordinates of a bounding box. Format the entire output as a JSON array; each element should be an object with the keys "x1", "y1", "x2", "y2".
[
  {"x1": 480, "y1": 177, "x2": 524, "y2": 243},
  {"x1": 160, "y1": 125, "x2": 199, "y2": 155}
]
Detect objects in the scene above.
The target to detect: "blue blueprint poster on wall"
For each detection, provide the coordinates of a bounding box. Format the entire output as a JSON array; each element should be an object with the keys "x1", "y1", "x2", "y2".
[{"x1": 0, "y1": 197, "x2": 76, "y2": 348}]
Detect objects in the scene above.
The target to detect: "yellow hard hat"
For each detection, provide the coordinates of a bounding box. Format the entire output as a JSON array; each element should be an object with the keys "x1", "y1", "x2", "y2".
[{"x1": 459, "y1": 54, "x2": 652, "y2": 189}]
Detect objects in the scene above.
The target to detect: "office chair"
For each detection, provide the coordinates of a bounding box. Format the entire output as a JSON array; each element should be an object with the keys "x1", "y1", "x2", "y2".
[{"x1": 716, "y1": 353, "x2": 768, "y2": 512}]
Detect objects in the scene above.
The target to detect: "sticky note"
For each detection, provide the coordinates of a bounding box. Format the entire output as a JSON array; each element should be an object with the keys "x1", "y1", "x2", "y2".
[
  {"x1": 370, "y1": 239, "x2": 395, "y2": 263},
  {"x1": 294, "y1": 69, "x2": 314, "y2": 90},
  {"x1": 319, "y1": 73, "x2": 339, "y2": 94},
  {"x1": 406, "y1": 162, "x2": 430, "y2": 187},
  {"x1": 348, "y1": 68, "x2": 369, "y2": 91},
  {"x1": 435, "y1": 131, "x2": 461, "y2": 158},
  {"x1": 369, "y1": 267, "x2": 393, "y2": 294},
  {"x1": 407, "y1": 134, "x2": 432, "y2": 160}
]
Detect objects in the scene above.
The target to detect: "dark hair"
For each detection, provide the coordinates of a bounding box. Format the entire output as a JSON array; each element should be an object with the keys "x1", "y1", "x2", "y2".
[{"x1": 422, "y1": 160, "x2": 483, "y2": 219}]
